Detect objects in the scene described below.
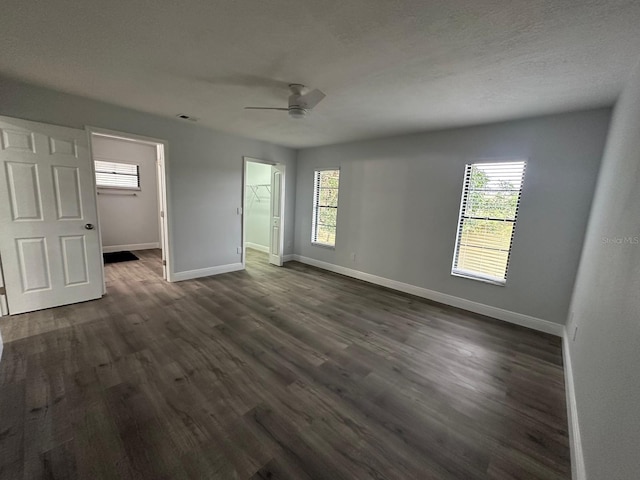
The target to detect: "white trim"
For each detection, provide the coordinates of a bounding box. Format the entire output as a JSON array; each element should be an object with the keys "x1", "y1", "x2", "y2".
[
  {"x1": 102, "y1": 243, "x2": 161, "y2": 253},
  {"x1": 563, "y1": 330, "x2": 586, "y2": 480},
  {"x1": 451, "y1": 270, "x2": 506, "y2": 286},
  {"x1": 93, "y1": 153, "x2": 143, "y2": 165},
  {"x1": 156, "y1": 143, "x2": 171, "y2": 281},
  {"x1": 172, "y1": 262, "x2": 244, "y2": 282},
  {"x1": 87, "y1": 126, "x2": 173, "y2": 282},
  {"x1": 243, "y1": 157, "x2": 276, "y2": 269},
  {"x1": 85, "y1": 130, "x2": 107, "y2": 294},
  {"x1": 311, "y1": 242, "x2": 336, "y2": 250},
  {"x1": 0, "y1": 254, "x2": 7, "y2": 317},
  {"x1": 269, "y1": 163, "x2": 286, "y2": 266},
  {"x1": 244, "y1": 157, "x2": 276, "y2": 165},
  {"x1": 245, "y1": 242, "x2": 269, "y2": 253},
  {"x1": 283, "y1": 254, "x2": 294, "y2": 263},
  {"x1": 242, "y1": 157, "x2": 288, "y2": 269},
  {"x1": 87, "y1": 127, "x2": 168, "y2": 146},
  {"x1": 97, "y1": 186, "x2": 141, "y2": 192},
  {"x1": 291, "y1": 255, "x2": 563, "y2": 336}
]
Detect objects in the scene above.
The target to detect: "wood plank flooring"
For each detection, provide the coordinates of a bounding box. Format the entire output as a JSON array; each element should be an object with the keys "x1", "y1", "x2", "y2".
[{"x1": 0, "y1": 248, "x2": 570, "y2": 479}]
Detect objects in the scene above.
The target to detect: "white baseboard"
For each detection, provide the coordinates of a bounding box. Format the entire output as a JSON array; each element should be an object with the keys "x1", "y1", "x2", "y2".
[
  {"x1": 245, "y1": 242, "x2": 269, "y2": 253},
  {"x1": 563, "y1": 330, "x2": 586, "y2": 480},
  {"x1": 172, "y1": 262, "x2": 244, "y2": 282},
  {"x1": 291, "y1": 255, "x2": 563, "y2": 337},
  {"x1": 102, "y1": 242, "x2": 160, "y2": 253},
  {"x1": 283, "y1": 254, "x2": 294, "y2": 263}
]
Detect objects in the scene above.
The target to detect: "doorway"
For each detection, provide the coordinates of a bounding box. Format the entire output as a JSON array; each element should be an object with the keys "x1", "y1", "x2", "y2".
[
  {"x1": 0, "y1": 116, "x2": 173, "y2": 317},
  {"x1": 88, "y1": 128, "x2": 171, "y2": 285},
  {"x1": 242, "y1": 157, "x2": 285, "y2": 268}
]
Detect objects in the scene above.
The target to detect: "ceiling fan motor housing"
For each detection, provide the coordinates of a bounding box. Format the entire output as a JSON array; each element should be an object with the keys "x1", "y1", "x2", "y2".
[
  {"x1": 288, "y1": 107, "x2": 307, "y2": 118},
  {"x1": 244, "y1": 83, "x2": 323, "y2": 118},
  {"x1": 288, "y1": 84, "x2": 308, "y2": 118}
]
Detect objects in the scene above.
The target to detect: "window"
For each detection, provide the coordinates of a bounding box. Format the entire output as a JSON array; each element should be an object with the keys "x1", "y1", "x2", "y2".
[
  {"x1": 94, "y1": 160, "x2": 140, "y2": 189},
  {"x1": 312, "y1": 169, "x2": 340, "y2": 247},
  {"x1": 452, "y1": 161, "x2": 526, "y2": 284}
]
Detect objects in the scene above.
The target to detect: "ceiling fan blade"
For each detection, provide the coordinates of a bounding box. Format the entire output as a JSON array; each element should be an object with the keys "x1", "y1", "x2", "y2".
[
  {"x1": 299, "y1": 89, "x2": 326, "y2": 109},
  {"x1": 244, "y1": 107, "x2": 289, "y2": 111}
]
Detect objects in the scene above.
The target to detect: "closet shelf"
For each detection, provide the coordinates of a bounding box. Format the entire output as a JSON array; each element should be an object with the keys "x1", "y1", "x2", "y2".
[{"x1": 247, "y1": 184, "x2": 271, "y2": 202}]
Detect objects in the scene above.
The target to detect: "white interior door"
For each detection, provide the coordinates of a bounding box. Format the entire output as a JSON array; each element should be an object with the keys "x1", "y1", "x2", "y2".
[
  {"x1": 268, "y1": 164, "x2": 285, "y2": 266},
  {"x1": 0, "y1": 116, "x2": 103, "y2": 314}
]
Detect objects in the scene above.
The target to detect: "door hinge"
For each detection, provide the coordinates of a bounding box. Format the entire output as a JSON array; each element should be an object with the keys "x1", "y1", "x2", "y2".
[
  {"x1": 162, "y1": 260, "x2": 166, "y2": 266},
  {"x1": 160, "y1": 211, "x2": 164, "y2": 218},
  {"x1": 0, "y1": 286, "x2": 5, "y2": 296}
]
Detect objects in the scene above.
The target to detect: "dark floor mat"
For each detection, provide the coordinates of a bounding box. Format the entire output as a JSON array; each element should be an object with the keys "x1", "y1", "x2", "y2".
[{"x1": 103, "y1": 251, "x2": 139, "y2": 264}]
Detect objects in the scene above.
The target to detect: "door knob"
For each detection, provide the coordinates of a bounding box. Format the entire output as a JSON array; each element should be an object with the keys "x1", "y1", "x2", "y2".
[{"x1": 84, "y1": 223, "x2": 95, "y2": 230}]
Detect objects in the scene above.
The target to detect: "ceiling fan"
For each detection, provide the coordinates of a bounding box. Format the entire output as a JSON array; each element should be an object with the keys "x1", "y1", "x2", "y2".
[{"x1": 245, "y1": 84, "x2": 326, "y2": 119}]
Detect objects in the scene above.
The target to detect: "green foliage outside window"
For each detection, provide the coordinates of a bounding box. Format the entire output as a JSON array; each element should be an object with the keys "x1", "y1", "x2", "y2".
[
  {"x1": 313, "y1": 170, "x2": 340, "y2": 246},
  {"x1": 455, "y1": 162, "x2": 525, "y2": 281}
]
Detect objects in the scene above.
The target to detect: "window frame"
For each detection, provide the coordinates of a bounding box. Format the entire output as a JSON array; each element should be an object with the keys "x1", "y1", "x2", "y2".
[
  {"x1": 311, "y1": 167, "x2": 340, "y2": 248},
  {"x1": 451, "y1": 160, "x2": 526, "y2": 286},
  {"x1": 94, "y1": 158, "x2": 141, "y2": 191}
]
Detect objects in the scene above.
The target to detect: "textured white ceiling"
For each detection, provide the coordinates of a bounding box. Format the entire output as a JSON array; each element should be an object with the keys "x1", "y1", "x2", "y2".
[{"x1": 1, "y1": 0, "x2": 639, "y2": 147}]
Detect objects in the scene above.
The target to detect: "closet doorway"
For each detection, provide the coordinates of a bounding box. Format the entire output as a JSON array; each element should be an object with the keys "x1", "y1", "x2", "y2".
[{"x1": 242, "y1": 157, "x2": 285, "y2": 268}]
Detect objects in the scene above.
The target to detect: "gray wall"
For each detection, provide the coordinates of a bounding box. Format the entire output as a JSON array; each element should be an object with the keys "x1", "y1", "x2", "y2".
[
  {"x1": 0, "y1": 76, "x2": 296, "y2": 275},
  {"x1": 567, "y1": 62, "x2": 640, "y2": 479},
  {"x1": 295, "y1": 109, "x2": 611, "y2": 324},
  {"x1": 245, "y1": 161, "x2": 271, "y2": 249},
  {"x1": 93, "y1": 135, "x2": 160, "y2": 250}
]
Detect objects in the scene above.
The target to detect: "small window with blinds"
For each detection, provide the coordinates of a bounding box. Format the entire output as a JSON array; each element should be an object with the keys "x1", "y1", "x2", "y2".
[
  {"x1": 94, "y1": 160, "x2": 140, "y2": 189},
  {"x1": 312, "y1": 169, "x2": 340, "y2": 247},
  {"x1": 452, "y1": 161, "x2": 526, "y2": 285}
]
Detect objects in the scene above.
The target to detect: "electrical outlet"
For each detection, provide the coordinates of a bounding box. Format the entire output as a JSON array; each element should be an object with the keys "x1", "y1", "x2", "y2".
[{"x1": 237, "y1": 247, "x2": 242, "y2": 254}]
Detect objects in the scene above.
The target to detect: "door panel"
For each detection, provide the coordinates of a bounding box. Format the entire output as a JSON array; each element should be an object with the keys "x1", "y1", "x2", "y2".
[
  {"x1": 268, "y1": 164, "x2": 285, "y2": 266},
  {"x1": 6, "y1": 162, "x2": 43, "y2": 220},
  {"x1": 53, "y1": 166, "x2": 82, "y2": 219},
  {"x1": 48, "y1": 137, "x2": 77, "y2": 156},
  {"x1": 16, "y1": 237, "x2": 51, "y2": 292},
  {"x1": 2, "y1": 129, "x2": 35, "y2": 152},
  {"x1": 271, "y1": 226, "x2": 280, "y2": 256},
  {"x1": 0, "y1": 115, "x2": 103, "y2": 314},
  {"x1": 60, "y1": 235, "x2": 89, "y2": 286}
]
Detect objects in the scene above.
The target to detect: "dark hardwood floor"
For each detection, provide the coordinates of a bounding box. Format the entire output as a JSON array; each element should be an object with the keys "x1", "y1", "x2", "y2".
[{"x1": 0, "y1": 248, "x2": 570, "y2": 479}]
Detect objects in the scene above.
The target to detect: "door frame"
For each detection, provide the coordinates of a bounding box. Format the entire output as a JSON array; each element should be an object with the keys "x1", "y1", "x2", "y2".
[
  {"x1": 241, "y1": 156, "x2": 285, "y2": 268},
  {"x1": 0, "y1": 245, "x2": 8, "y2": 317},
  {"x1": 86, "y1": 126, "x2": 174, "y2": 283}
]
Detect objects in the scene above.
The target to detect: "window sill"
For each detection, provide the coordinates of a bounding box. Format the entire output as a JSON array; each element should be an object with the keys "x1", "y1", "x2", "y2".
[
  {"x1": 451, "y1": 270, "x2": 506, "y2": 286},
  {"x1": 311, "y1": 242, "x2": 335, "y2": 250},
  {"x1": 97, "y1": 186, "x2": 141, "y2": 192}
]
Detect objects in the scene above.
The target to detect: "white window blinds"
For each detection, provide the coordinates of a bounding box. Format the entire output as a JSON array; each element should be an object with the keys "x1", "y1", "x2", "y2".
[
  {"x1": 312, "y1": 169, "x2": 340, "y2": 247},
  {"x1": 452, "y1": 161, "x2": 526, "y2": 284},
  {"x1": 95, "y1": 160, "x2": 140, "y2": 189}
]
